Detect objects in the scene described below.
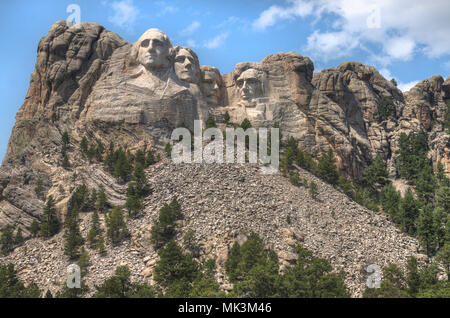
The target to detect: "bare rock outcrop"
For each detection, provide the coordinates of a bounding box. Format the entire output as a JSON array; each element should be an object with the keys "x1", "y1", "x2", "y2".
[{"x1": 0, "y1": 21, "x2": 447, "y2": 297}]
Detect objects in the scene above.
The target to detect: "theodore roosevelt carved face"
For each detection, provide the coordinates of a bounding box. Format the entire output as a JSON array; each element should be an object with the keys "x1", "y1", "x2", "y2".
[{"x1": 200, "y1": 66, "x2": 223, "y2": 106}]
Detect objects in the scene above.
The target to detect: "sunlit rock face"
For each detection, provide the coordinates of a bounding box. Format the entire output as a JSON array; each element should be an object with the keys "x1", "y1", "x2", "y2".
[{"x1": 0, "y1": 21, "x2": 449, "y2": 234}]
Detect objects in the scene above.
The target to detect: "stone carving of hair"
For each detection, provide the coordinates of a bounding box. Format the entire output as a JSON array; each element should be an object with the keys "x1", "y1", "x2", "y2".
[
  {"x1": 127, "y1": 29, "x2": 174, "y2": 69},
  {"x1": 172, "y1": 46, "x2": 200, "y2": 71}
]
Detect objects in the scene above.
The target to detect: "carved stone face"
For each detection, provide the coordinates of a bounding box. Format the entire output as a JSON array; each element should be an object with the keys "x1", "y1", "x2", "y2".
[
  {"x1": 174, "y1": 48, "x2": 199, "y2": 83},
  {"x1": 137, "y1": 29, "x2": 171, "y2": 70},
  {"x1": 201, "y1": 68, "x2": 221, "y2": 106},
  {"x1": 236, "y1": 68, "x2": 262, "y2": 101}
]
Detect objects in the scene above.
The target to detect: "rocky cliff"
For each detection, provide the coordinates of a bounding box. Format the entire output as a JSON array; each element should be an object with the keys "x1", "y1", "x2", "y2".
[{"x1": 0, "y1": 21, "x2": 448, "y2": 296}]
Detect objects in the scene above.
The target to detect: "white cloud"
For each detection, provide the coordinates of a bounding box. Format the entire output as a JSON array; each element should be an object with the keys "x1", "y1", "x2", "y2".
[
  {"x1": 182, "y1": 21, "x2": 200, "y2": 35},
  {"x1": 108, "y1": 0, "x2": 139, "y2": 29},
  {"x1": 253, "y1": 0, "x2": 450, "y2": 64},
  {"x1": 185, "y1": 39, "x2": 198, "y2": 48},
  {"x1": 204, "y1": 32, "x2": 229, "y2": 49},
  {"x1": 384, "y1": 37, "x2": 415, "y2": 60},
  {"x1": 305, "y1": 31, "x2": 358, "y2": 62},
  {"x1": 155, "y1": 1, "x2": 179, "y2": 16},
  {"x1": 253, "y1": 0, "x2": 315, "y2": 30},
  {"x1": 379, "y1": 68, "x2": 392, "y2": 80},
  {"x1": 379, "y1": 68, "x2": 418, "y2": 92},
  {"x1": 398, "y1": 81, "x2": 419, "y2": 92}
]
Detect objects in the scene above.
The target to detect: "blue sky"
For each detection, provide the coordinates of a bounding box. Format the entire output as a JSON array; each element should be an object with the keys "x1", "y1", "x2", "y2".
[{"x1": 1, "y1": 0, "x2": 450, "y2": 161}]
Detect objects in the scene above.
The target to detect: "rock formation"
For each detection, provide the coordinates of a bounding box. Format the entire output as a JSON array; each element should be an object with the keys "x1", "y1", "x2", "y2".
[{"x1": 0, "y1": 21, "x2": 448, "y2": 296}]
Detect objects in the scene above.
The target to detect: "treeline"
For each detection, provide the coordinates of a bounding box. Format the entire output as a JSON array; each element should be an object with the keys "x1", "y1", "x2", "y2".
[
  {"x1": 364, "y1": 256, "x2": 449, "y2": 298},
  {"x1": 2, "y1": 198, "x2": 448, "y2": 298}
]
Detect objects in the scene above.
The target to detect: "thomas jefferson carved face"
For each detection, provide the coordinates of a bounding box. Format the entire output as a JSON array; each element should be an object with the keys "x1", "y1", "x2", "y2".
[
  {"x1": 236, "y1": 68, "x2": 263, "y2": 101},
  {"x1": 137, "y1": 29, "x2": 172, "y2": 70},
  {"x1": 174, "y1": 47, "x2": 200, "y2": 83},
  {"x1": 201, "y1": 66, "x2": 222, "y2": 106}
]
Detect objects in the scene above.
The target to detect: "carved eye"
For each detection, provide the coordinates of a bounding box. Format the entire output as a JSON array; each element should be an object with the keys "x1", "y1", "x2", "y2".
[
  {"x1": 175, "y1": 56, "x2": 185, "y2": 63},
  {"x1": 153, "y1": 39, "x2": 163, "y2": 47},
  {"x1": 140, "y1": 39, "x2": 149, "y2": 48}
]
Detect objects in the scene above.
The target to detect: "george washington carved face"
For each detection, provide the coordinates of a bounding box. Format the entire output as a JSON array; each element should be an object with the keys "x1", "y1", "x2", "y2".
[
  {"x1": 236, "y1": 68, "x2": 263, "y2": 101},
  {"x1": 136, "y1": 29, "x2": 172, "y2": 70}
]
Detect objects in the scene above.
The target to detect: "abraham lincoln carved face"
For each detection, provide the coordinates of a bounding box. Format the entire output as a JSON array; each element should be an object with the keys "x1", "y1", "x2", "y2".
[{"x1": 236, "y1": 68, "x2": 263, "y2": 101}]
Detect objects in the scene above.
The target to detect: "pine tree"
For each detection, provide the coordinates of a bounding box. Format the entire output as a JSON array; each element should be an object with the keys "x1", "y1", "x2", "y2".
[
  {"x1": 205, "y1": 117, "x2": 217, "y2": 129},
  {"x1": 380, "y1": 183, "x2": 401, "y2": 224},
  {"x1": 62, "y1": 131, "x2": 70, "y2": 146},
  {"x1": 87, "y1": 145, "x2": 96, "y2": 162},
  {"x1": 113, "y1": 148, "x2": 132, "y2": 182},
  {"x1": 364, "y1": 154, "x2": 389, "y2": 188},
  {"x1": 225, "y1": 242, "x2": 242, "y2": 282},
  {"x1": 240, "y1": 118, "x2": 252, "y2": 130},
  {"x1": 63, "y1": 206, "x2": 83, "y2": 259},
  {"x1": 289, "y1": 171, "x2": 300, "y2": 186},
  {"x1": 133, "y1": 162, "x2": 149, "y2": 196},
  {"x1": 0, "y1": 264, "x2": 42, "y2": 297},
  {"x1": 14, "y1": 228, "x2": 24, "y2": 245},
  {"x1": 29, "y1": 220, "x2": 40, "y2": 237},
  {"x1": 95, "y1": 140, "x2": 105, "y2": 162},
  {"x1": 223, "y1": 111, "x2": 230, "y2": 125},
  {"x1": 399, "y1": 189, "x2": 419, "y2": 235},
  {"x1": 416, "y1": 205, "x2": 437, "y2": 256},
  {"x1": 87, "y1": 210, "x2": 102, "y2": 247},
  {"x1": 87, "y1": 188, "x2": 97, "y2": 211},
  {"x1": 106, "y1": 206, "x2": 129, "y2": 244},
  {"x1": 125, "y1": 182, "x2": 142, "y2": 218},
  {"x1": 94, "y1": 265, "x2": 154, "y2": 298},
  {"x1": 95, "y1": 185, "x2": 108, "y2": 213},
  {"x1": 415, "y1": 164, "x2": 436, "y2": 201},
  {"x1": 145, "y1": 149, "x2": 156, "y2": 167},
  {"x1": 96, "y1": 233, "x2": 106, "y2": 255},
  {"x1": 62, "y1": 152, "x2": 70, "y2": 169},
  {"x1": 40, "y1": 196, "x2": 60, "y2": 238},
  {"x1": 433, "y1": 207, "x2": 447, "y2": 250},
  {"x1": 317, "y1": 149, "x2": 339, "y2": 185},
  {"x1": 437, "y1": 243, "x2": 450, "y2": 281},
  {"x1": 164, "y1": 143, "x2": 172, "y2": 157},
  {"x1": 34, "y1": 177, "x2": 44, "y2": 200},
  {"x1": 0, "y1": 226, "x2": 15, "y2": 255},
  {"x1": 377, "y1": 96, "x2": 396, "y2": 122},
  {"x1": 183, "y1": 229, "x2": 200, "y2": 258},
  {"x1": 436, "y1": 161, "x2": 446, "y2": 183},
  {"x1": 80, "y1": 136, "x2": 88, "y2": 154},
  {"x1": 77, "y1": 248, "x2": 90, "y2": 277},
  {"x1": 135, "y1": 149, "x2": 146, "y2": 167},
  {"x1": 436, "y1": 184, "x2": 450, "y2": 212},
  {"x1": 406, "y1": 257, "x2": 421, "y2": 297},
  {"x1": 309, "y1": 181, "x2": 318, "y2": 199},
  {"x1": 153, "y1": 240, "x2": 199, "y2": 295},
  {"x1": 150, "y1": 199, "x2": 183, "y2": 249},
  {"x1": 105, "y1": 141, "x2": 115, "y2": 173}
]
